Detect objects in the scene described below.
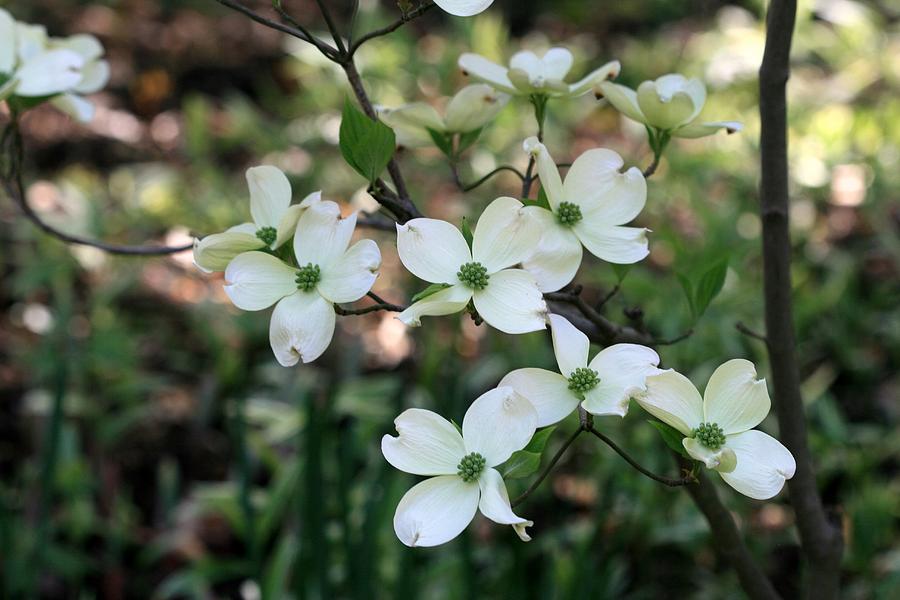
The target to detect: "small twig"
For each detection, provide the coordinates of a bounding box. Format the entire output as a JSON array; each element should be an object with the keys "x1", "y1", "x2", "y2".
[
  {"x1": 595, "y1": 283, "x2": 620, "y2": 309},
  {"x1": 313, "y1": 0, "x2": 347, "y2": 55},
  {"x1": 356, "y1": 213, "x2": 396, "y2": 232},
  {"x1": 453, "y1": 165, "x2": 526, "y2": 192},
  {"x1": 587, "y1": 426, "x2": 695, "y2": 487},
  {"x1": 510, "y1": 426, "x2": 582, "y2": 508},
  {"x1": 1, "y1": 120, "x2": 193, "y2": 256},
  {"x1": 214, "y1": 0, "x2": 339, "y2": 59},
  {"x1": 735, "y1": 321, "x2": 768, "y2": 344},
  {"x1": 334, "y1": 291, "x2": 405, "y2": 316},
  {"x1": 544, "y1": 290, "x2": 653, "y2": 346},
  {"x1": 653, "y1": 329, "x2": 694, "y2": 346},
  {"x1": 642, "y1": 154, "x2": 661, "y2": 178},
  {"x1": 348, "y1": 2, "x2": 435, "y2": 56},
  {"x1": 271, "y1": 1, "x2": 340, "y2": 59}
]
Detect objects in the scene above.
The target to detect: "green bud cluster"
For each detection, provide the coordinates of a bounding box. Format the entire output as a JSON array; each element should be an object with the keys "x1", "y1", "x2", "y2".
[
  {"x1": 295, "y1": 263, "x2": 321, "y2": 291},
  {"x1": 256, "y1": 226, "x2": 278, "y2": 246},
  {"x1": 567, "y1": 367, "x2": 600, "y2": 394},
  {"x1": 556, "y1": 201, "x2": 583, "y2": 226},
  {"x1": 456, "y1": 452, "x2": 486, "y2": 483},
  {"x1": 457, "y1": 262, "x2": 490, "y2": 290},
  {"x1": 693, "y1": 422, "x2": 726, "y2": 450}
]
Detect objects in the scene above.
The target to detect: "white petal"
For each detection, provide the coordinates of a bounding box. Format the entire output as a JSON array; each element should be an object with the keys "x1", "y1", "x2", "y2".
[
  {"x1": 433, "y1": 0, "x2": 494, "y2": 17},
  {"x1": 458, "y1": 53, "x2": 516, "y2": 95},
  {"x1": 393, "y1": 476, "x2": 480, "y2": 547},
  {"x1": 565, "y1": 150, "x2": 646, "y2": 226},
  {"x1": 193, "y1": 231, "x2": 265, "y2": 273},
  {"x1": 317, "y1": 239, "x2": 381, "y2": 304},
  {"x1": 377, "y1": 102, "x2": 445, "y2": 133},
  {"x1": 247, "y1": 165, "x2": 291, "y2": 229},
  {"x1": 595, "y1": 82, "x2": 646, "y2": 123},
  {"x1": 223, "y1": 251, "x2": 296, "y2": 311},
  {"x1": 682, "y1": 77, "x2": 707, "y2": 122},
  {"x1": 539, "y1": 48, "x2": 574, "y2": 82},
  {"x1": 549, "y1": 313, "x2": 589, "y2": 378},
  {"x1": 381, "y1": 409, "x2": 466, "y2": 476},
  {"x1": 273, "y1": 204, "x2": 305, "y2": 249},
  {"x1": 472, "y1": 269, "x2": 547, "y2": 334},
  {"x1": 15, "y1": 23, "x2": 47, "y2": 62},
  {"x1": 396, "y1": 284, "x2": 472, "y2": 327},
  {"x1": 396, "y1": 218, "x2": 471, "y2": 284},
  {"x1": 472, "y1": 196, "x2": 541, "y2": 273},
  {"x1": 523, "y1": 137, "x2": 563, "y2": 210},
  {"x1": 294, "y1": 200, "x2": 357, "y2": 269},
  {"x1": 637, "y1": 80, "x2": 695, "y2": 130},
  {"x1": 499, "y1": 368, "x2": 577, "y2": 427},
  {"x1": 703, "y1": 359, "x2": 771, "y2": 435},
  {"x1": 53, "y1": 34, "x2": 103, "y2": 61},
  {"x1": 683, "y1": 438, "x2": 736, "y2": 472},
  {"x1": 637, "y1": 369, "x2": 704, "y2": 436},
  {"x1": 443, "y1": 84, "x2": 510, "y2": 133},
  {"x1": 463, "y1": 386, "x2": 537, "y2": 466},
  {"x1": 509, "y1": 51, "x2": 541, "y2": 78},
  {"x1": 15, "y1": 49, "x2": 84, "y2": 96},
  {"x1": 572, "y1": 224, "x2": 649, "y2": 264},
  {"x1": 583, "y1": 344, "x2": 662, "y2": 417},
  {"x1": 0, "y1": 9, "x2": 16, "y2": 74},
  {"x1": 50, "y1": 93, "x2": 94, "y2": 122},
  {"x1": 719, "y1": 430, "x2": 796, "y2": 500},
  {"x1": 228, "y1": 222, "x2": 258, "y2": 235},
  {"x1": 268, "y1": 292, "x2": 336, "y2": 366},
  {"x1": 478, "y1": 467, "x2": 532, "y2": 536},
  {"x1": 73, "y1": 59, "x2": 109, "y2": 94},
  {"x1": 520, "y1": 207, "x2": 582, "y2": 293},
  {"x1": 673, "y1": 120, "x2": 743, "y2": 139},
  {"x1": 567, "y1": 60, "x2": 621, "y2": 97}
]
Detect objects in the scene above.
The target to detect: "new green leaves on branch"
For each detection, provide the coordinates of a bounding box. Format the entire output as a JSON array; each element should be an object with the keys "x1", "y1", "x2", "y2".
[
  {"x1": 679, "y1": 259, "x2": 728, "y2": 322},
  {"x1": 339, "y1": 99, "x2": 396, "y2": 184}
]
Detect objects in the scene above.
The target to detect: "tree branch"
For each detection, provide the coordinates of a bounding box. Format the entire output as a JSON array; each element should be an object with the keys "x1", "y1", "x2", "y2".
[
  {"x1": 348, "y1": 2, "x2": 435, "y2": 56},
  {"x1": 452, "y1": 164, "x2": 526, "y2": 192},
  {"x1": 586, "y1": 426, "x2": 695, "y2": 487},
  {"x1": 334, "y1": 291, "x2": 405, "y2": 316},
  {"x1": 1, "y1": 120, "x2": 193, "y2": 256},
  {"x1": 510, "y1": 426, "x2": 581, "y2": 508},
  {"x1": 214, "y1": 0, "x2": 339, "y2": 59},
  {"x1": 759, "y1": 1, "x2": 842, "y2": 596}
]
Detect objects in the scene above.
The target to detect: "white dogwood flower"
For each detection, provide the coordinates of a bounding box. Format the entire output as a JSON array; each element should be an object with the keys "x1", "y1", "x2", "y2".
[
  {"x1": 396, "y1": 196, "x2": 548, "y2": 334},
  {"x1": 223, "y1": 197, "x2": 381, "y2": 366},
  {"x1": 433, "y1": 0, "x2": 494, "y2": 17},
  {"x1": 637, "y1": 359, "x2": 796, "y2": 499},
  {"x1": 596, "y1": 74, "x2": 742, "y2": 138},
  {"x1": 382, "y1": 386, "x2": 537, "y2": 547},
  {"x1": 377, "y1": 84, "x2": 510, "y2": 148},
  {"x1": 459, "y1": 47, "x2": 619, "y2": 98},
  {"x1": 521, "y1": 137, "x2": 648, "y2": 292},
  {"x1": 0, "y1": 10, "x2": 109, "y2": 121},
  {"x1": 194, "y1": 166, "x2": 313, "y2": 273},
  {"x1": 500, "y1": 314, "x2": 661, "y2": 425}
]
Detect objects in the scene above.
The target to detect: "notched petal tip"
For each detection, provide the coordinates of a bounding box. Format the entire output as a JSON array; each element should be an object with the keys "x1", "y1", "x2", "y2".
[{"x1": 513, "y1": 521, "x2": 533, "y2": 542}]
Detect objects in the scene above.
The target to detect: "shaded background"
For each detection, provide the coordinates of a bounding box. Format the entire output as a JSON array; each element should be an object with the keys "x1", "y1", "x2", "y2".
[{"x1": 1, "y1": 0, "x2": 898, "y2": 597}]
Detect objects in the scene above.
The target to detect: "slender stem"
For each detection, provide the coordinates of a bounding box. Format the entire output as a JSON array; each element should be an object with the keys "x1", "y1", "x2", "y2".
[
  {"x1": 642, "y1": 154, "x2": 661, "y2": 178},
  {"x1": 521, "y1": 94, "x2": 548, "y2": 198},
  {"x1": 334, "y1": 292, "x2": 406, "y2": 316},
  {"x1": 313, "y1": 0, "x2": 347, "y2": 54},
  {"x1": 736, "y1": 321, "x2": 768, "y2": 343},
  {"x1": 510, "y1": 427, "x2": 581, "y2": 508},
  {"x1": 759, "y1": 1, "x2": 842, "y2": 596},
  {"x1": 1, "y1": 120, "x2": 193, "y2": 256},
  {"x1": 215, "y1": 0, "x2": 338, "y2": 59},
  {"x1": 544, "y1": 290, "x2": 654, "y2": 345},
  {"x1": 586, "y1": 426, "x2": 695, "y2": 487},
  {"x1": 348, "y1": 2, "x2": 435, "y2": 56},
  {"x1": 453, "y1": 165, "x2": 526, "y2": 192},
  {"x1": 271, "y1": 1, "x2": 341, "y2": 59}
]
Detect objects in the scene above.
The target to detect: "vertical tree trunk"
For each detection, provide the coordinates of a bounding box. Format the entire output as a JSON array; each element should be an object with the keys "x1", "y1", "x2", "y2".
[{"x1": 758, "y1": 2, "x2": 843, "y2": 597}]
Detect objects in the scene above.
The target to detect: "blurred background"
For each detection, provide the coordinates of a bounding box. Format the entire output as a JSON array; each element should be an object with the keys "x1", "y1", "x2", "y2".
[{"x1": 0, "y1": 0, "x2": 898, "y2": 598}]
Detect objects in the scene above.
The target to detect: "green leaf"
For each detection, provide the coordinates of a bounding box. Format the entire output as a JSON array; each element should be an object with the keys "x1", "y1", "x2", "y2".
[
  {"x1": 450, "y1": 419, "x2": 463, "y2": 435},
  {"x1": 457, "y1": 127, "x2": 483, "y2": 154},
  {"x1": 677, "y1": 273, "x2": 696, "y2": 321},
  {"x1": 411, "y1": 282, "x2": 452, "y2": 303},
  {"x1": 426, "y1": 127, "x2": 454, "y2": 157},
  {"x1": 461, "y1": 217, "x2": 474, "y2": 249},
  {"x1": 610, "y1": 263, "x2": 631, "y2": 282},
  {"x1": 525, "y1": 425, "x2": 556, "y2": 453},
  {"x1": 648, "y1": 420, "x2": 689, "y2": 458},
  {"x1": 502, "y1": 450, "x2": 542, "y2": 479},
  {"x1": 339, "y1": 98, "x2": 396, "y2": 184},
  {"x1": 535, "y1": 185, "x2": 552, "y2": 210},
  {"x1": 693, "y1": 259, "x2": 728, "y2": 317}
]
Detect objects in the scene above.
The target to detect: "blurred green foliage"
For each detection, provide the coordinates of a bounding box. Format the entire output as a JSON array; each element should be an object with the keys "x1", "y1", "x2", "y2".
[{"x1": 0, "y1": 1, "x2": 898, "y2": 599}]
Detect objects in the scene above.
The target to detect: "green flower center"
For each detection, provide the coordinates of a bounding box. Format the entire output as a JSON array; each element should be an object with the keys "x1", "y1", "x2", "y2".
[
  {"x1": 295, "y1": 263, "x2": 321, "y2": 291},
  {"x1": 567, "y1": 367, "x2": 599, "y2": 394},
  {"x1": 693, "y1": 422, "x2": 726, "y2": 450},
  {"x1": 556, "y1": 201, "x2": 583, "y2": 226},
  {"x1": 457, "y1": 262, "x2": 490, "y2": 290},
  {"x1": 256, "y1": 226, "x2": 277, "y2": 246},
  {"x1": 456, "y1": 452, "x2": 486, "y2": 483}
]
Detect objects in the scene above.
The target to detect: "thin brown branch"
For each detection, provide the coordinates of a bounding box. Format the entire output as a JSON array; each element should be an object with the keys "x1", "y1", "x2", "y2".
[
  {"x1": 510, "y1": 426, "x2": 581, "y2": 508},
  {"x1": 736, "y1": 321, "x2": 768, "y2": 343},
  {"x1": 759, "y1": 1, "x2": 842, "y2": 595},
  {"x1": 653, "y1": 329, "x2": 694, "y2": 346},
  {"x1": 1, "y1": 121, "x2": 193, "y2": 256},
  {"x1": 348, "y1": 2, "x2": 435, "y2": 56},
  {"x1": 271, "y1": 1, "x2": 340, "y2": 59},
  {"x1": 334, "y1": 291, "x2": 405, "y2": 316},
  {"x1": 587, "y1": 426, "x2": 695, "y2": 487},
  {"x1": 642, "y1": 154, "x2": 661, "y2": 178},
  {"x1": 214, "y1": 0, "x2": 338, "y2": 59},
  {"x1": 544, "y1": 290, "x2": 654, "y2": 345},
  {"x1": 313, "y1": 0, "x2": 347, "y2": 55},
  {"x1": 453, "y1": 164, "x2": 526, "y2": 192}
]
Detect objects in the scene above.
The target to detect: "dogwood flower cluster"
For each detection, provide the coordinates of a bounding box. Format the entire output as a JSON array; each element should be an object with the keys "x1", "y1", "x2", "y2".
[
  {"x1": 377, "y1": 84, "x2": 509, "y2": 149},
  {"x1": 0, "y1": 8, "x2": 109, "y2": 121}
]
